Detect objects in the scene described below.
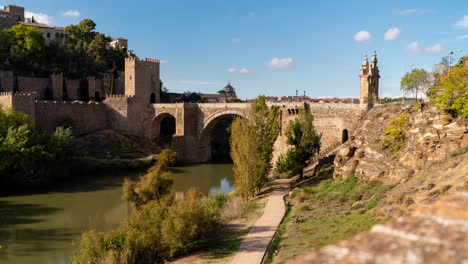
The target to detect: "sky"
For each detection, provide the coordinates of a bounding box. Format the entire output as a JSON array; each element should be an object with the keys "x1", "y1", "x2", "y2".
[{"x1": 5, "y1": 0, "x2": 468, "y2": 99}]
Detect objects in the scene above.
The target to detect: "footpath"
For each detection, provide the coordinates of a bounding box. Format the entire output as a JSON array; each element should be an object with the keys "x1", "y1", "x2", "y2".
[{"x1": 230, "y1": 179, "x2": 291, "y2": 264}]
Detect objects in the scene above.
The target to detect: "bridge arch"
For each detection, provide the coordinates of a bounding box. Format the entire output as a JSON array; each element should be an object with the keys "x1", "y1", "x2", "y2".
[
  {"x1": 150, "y1": 112, "x2": 176, "y2": 143},
  {"x1": 198, "y1": 110, "x2": 246, "y2": 162}
]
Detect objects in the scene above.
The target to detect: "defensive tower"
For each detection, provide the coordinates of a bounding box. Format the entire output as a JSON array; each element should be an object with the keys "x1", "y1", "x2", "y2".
[{"x1": 125, "y1": 57, "x2": 160, "y2": 103}]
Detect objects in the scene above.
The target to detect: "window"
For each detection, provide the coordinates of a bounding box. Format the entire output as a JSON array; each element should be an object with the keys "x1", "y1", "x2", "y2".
[
  {"x1": 60, "y1": 33, "x2": 64, "y2": 38},
  {"x1": 55, "y1": 32, "x2": 59, "y2": 38},
  {"x1": 47, "y1": 32, "x2": 50, "y2": 38}
]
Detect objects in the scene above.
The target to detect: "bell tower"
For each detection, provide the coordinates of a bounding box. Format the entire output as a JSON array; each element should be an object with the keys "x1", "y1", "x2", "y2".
[{"x1": 360, "y1": 51, "x2": 380, "y2": 108}]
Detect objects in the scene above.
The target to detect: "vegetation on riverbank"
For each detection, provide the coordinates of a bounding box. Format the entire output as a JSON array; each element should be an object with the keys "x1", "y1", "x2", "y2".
[
  {"x1": 0, "y1": 106, "x2": 76, "y2": 190},
  {"x1": 230, "y1": 96, "x2": 280, "y2": 200},
  {"x1": 72, "y1": 149, "x2": 261, "y2": 264},
  {"x1": 267, "y1": 166, "x2": 393, "y2": 263}
]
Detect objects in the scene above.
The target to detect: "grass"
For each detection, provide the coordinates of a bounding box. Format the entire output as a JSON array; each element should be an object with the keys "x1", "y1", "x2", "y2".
[{"x1": 268, "y1": 174, "x2": 394, "y2": 263}]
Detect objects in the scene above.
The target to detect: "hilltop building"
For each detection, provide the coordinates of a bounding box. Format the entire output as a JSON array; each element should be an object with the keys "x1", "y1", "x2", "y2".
[
  {"x1": 110, "y1": 38, "x2": 128, "y2": 50},
  {"x1": 201, "y1": 82, "x2": 238, "y2": 102}
]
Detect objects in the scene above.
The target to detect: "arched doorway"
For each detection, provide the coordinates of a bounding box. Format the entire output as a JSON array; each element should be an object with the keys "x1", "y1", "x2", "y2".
[
  {"x1": 199, "y1": 113, "x2": 244, "y2": 162},
  {"x1": 151, "y1": 113, "x2": 176, "y2": 147},
  {"x1": 150, "y1": 93, "x2": 156, "y2": 103},
  {"x1": 342, "y1": 129, "x2": 349, "y2": 143}
]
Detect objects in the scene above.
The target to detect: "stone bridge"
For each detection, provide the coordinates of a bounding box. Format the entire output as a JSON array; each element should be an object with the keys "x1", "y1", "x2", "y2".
[
  {"x1": 149, "y1": 103, "x2": 249, "y2": 162},
  {"x1": 141, "y1": 102, "x2": 363, "y2": 163}
]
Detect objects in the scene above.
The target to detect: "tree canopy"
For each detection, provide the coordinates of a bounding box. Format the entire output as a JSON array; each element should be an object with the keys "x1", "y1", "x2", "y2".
[
  {"x1": 230, "y1": 96, "x2": 280, "y2": 200},
  {"x1": 430, "y1": 67, "x2": 468, "y2": 118},
  {"x1": 400, "y1": 68, "x2": 434, "y2": 100},
  {"x1": 0, "y1": 19, "x2": 129, "y2": 78}
]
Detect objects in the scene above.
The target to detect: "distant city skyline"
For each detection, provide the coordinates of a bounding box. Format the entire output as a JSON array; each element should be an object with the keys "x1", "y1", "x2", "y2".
[{"x1": 4, "y1": 0, "x2": 468, "y2": 99}]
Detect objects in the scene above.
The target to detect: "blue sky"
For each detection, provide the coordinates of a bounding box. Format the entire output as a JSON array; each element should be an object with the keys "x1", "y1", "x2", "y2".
[{"x1": 7, "y1": 0, "x2": 468, "y2": 99}]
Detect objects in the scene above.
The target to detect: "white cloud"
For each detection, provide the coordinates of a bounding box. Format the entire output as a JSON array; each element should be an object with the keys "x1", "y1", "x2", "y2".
[
  {"x1": 63, "y1": 10, "x2": 80, "y2": 17},
  {"x1": 227, "y1": 67, "x2": 255, "y2": 74},
  {"x1": 454, "y1": 15, "x2": 468, "y2": 29},
  {"x1": 407, "y1": 42, "x2": 443, "y2": 53},
  {"x1": 394, "y1": 9, "x2": 432, "y2": 15},
  {"x1": 248, "y1": 11, "x2": 256, "y2": 17},
  {"x1": 179, "y1": 80, "x2": 217, "y2": 85},
  {"x1": 268, "y1": 57, "x2": 294, "y2": 68},
  {"x1": 458, "y1": 35, "x2": 468, "y2": 39},
  {"x1": 353, "y1": 30, "x2": 372, "y2": 43},
  {"x1": 25, "y1": 11, "x2": 52, "y2": 24},
  {"x1": 384, "y1": 28, "x2": 401, "y2": 40},
  {"x1": 231, "y1": 38, "x2": 241, "y2": 43}
]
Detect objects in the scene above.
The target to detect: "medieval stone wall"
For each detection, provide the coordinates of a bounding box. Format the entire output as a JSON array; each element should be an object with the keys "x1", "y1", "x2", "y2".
[
  {"x1": 103, "y1": 95, "x2": 130, "y2": 132},
  {"x1": 18, "y1": 77, "x2": 49, "y2": 98},
  {"x1": 0, "y1": 71, "x2": 13, "y2": 92},
  {"x1": 34, "y1": 101, "x2": 106, "y2": 134},
  {"x1": 270, "y1": 102, "x2": 363, "y2": 168},
  {"x1": 0, "y1": 92, "x2": 12, "y2": 108}
]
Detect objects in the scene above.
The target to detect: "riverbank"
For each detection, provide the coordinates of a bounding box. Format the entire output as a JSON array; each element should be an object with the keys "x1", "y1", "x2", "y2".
[{"x1": 0, "y1": 163, "x2": 235, "y2": 264}]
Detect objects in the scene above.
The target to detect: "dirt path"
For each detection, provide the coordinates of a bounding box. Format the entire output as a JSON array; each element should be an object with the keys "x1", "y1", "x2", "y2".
[{"x1": 230, "y1": 179, "x2": 291, "y2": 264}]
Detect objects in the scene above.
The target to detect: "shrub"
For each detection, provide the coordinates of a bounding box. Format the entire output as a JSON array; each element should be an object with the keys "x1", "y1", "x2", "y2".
[
  {"x1": 379, "y1": 113, "x2": 410, "y2": 153},
  {"x1": 431, "y1": 67, "x2": 468, "y2": 118},
  {"x1": 123, "y1": 149, "x2": 176, "y2": 207},
  {"x1": 73, "y1": 190, "x2": 223, "y2": 264}
]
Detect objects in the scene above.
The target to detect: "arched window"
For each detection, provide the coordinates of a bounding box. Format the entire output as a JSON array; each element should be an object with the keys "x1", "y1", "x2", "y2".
[
  {"x1": 150, "y1": 93, "x2": 156, "y2": 104},
  {"x1": 342, "y1": 129, "x2": 349, "y2": 143}
]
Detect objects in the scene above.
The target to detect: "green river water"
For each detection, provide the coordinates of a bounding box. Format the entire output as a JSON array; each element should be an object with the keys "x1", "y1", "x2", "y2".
[{"x1": 0, "y1": 164, "x2": 234, "y2": 264}]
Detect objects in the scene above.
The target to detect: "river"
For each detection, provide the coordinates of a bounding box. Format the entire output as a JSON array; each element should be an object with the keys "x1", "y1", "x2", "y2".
[{"x1": 0, "y1": 163, "x2": 234, "y2": 264}]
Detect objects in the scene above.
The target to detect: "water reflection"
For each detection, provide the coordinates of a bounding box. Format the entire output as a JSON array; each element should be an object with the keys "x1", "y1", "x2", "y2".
[{"x1": 0, "y1": 164, "x2": 234, "y2": 264}]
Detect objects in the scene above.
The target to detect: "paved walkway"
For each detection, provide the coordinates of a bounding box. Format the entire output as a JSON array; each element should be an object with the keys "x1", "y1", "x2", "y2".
[{"x1": 230, "y1": 179, "x2": 291, "y2": 264}]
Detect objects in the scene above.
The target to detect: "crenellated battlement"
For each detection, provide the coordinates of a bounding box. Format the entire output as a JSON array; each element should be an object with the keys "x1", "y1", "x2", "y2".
[
  {"x1": 106, "y1": 94, "x2": 135, "y2": 98},
  {"x1": 0, "y1": 91, "x2": 36, "y2": 97},
  {"x1": 145, "y1": 58, "x2": 160, "y2": 63},
  {"x1": 34, "y1": 100, "x2": 103, "y2": 105}
]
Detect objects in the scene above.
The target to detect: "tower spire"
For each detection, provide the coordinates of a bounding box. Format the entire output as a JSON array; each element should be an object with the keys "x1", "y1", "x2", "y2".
[{"x1": 371, "y1": 50, "x2": 378, "y2": 65}]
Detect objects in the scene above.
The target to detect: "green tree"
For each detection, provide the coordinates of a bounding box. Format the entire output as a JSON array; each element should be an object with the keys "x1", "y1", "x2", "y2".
[
  {"x1": 65, "y1": 19, "x2": 97, "y2": 49},
  {"x1": 282, "y1": 109, "x2": 321, "y2": 179},
  {"x1": 230, "y1": 96, "x2": 280, "y2": 200},
  {"x1": 3, "y1": 24, "x2": 45, "y2": 75},
  {"x1": 401, "y1": 68, "x2": 433, "y2": 101},
  {"x1": 430, "y1": 67, "x2": 468, "y2": 118}
]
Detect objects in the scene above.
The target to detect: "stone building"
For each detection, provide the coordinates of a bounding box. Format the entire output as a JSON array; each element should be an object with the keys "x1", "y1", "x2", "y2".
[
  {"x1": 20, "y1": 22, "x2": 68, "y2": 45},
  {"x1": 359, "y1": 51, "x2": 380, "y2": 108},
  {"x1": 0, "y1": 5, "x2": 24, "y2": 29},
  {"x1": 110, "y1": 37, "x2": 128, "y2": 49},
  {"x1": 202, "y1": 82, "x2": 238, "y2": 102}
]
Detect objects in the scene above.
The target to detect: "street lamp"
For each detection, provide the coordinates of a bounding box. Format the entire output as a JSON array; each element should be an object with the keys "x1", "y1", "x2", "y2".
[
  {"x1": 402, "y1": 64, "x2": 414, "y2": 104},
  {"x1": 448, "y1": 49, "x2": 463, "y2": 69}
]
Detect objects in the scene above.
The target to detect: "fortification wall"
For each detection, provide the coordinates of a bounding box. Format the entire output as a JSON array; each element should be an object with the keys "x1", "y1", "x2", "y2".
[
  {"x1": 103, "y1": 95, "x2": 131, "y2": 132},
  {"x1": 18, "y1": 77, "x2": 49, "y2": 98},
  {"x1": 65, "y1": 80, "x2": 80, "y2": 100},
  {"x1": 12, "y1": 93, "x2": 36, "y2": 121},
  {"x1": 0, "y1": 93, "x2": 12, "y2": 108},
  {"x1": 0, "y1": 71, "x2": 13, "y2": 92},
  {"x1": 34, "y1": 100, "x2": 106, "y2": 135},
  {"x1": 272, "y1": 102, "x2": 363, "y2": 169}
]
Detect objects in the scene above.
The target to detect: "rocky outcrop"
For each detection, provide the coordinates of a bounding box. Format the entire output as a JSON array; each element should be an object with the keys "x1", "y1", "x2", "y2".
[
  {"x1": 297, "y1": 187, "x2": 468, "y2": 264},
  {"x1": 334, "y1": 104, "x2": 467, "y2": 184}
]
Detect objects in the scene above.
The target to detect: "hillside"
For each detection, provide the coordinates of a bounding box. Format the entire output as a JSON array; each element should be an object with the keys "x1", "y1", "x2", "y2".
[{"x1": 269, "y1": 103, "x2": 467, "y2": 263}]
